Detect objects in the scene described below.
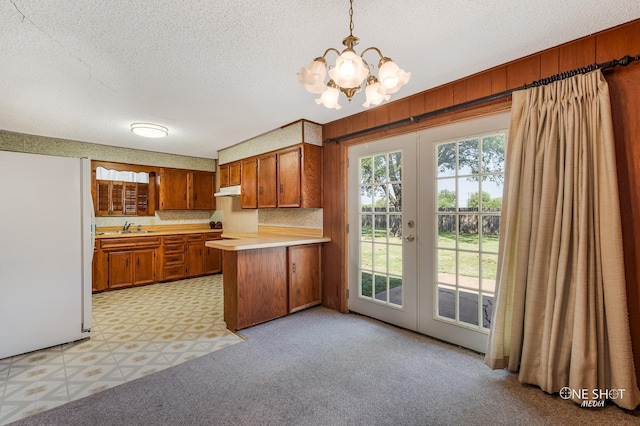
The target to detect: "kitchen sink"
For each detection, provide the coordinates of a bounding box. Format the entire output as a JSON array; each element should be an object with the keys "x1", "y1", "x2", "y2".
[{"x1": 96, "y1": 230, "x2": 156, "y2": 235}]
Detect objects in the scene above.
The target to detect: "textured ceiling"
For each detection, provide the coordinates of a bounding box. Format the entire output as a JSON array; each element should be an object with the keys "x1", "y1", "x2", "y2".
[{"x1": 1, "y1": 1, "x2": 639, "y2": 159}]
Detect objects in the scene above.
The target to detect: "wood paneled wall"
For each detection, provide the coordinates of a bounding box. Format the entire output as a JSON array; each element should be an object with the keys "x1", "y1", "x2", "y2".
[{"x1": 321, "y1": 19, "x2": 640, "y2": 379}]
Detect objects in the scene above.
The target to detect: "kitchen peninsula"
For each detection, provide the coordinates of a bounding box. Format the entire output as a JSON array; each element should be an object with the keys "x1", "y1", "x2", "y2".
[{"x1": 206, "y1": 228, "x2": 330, "y2": 331}]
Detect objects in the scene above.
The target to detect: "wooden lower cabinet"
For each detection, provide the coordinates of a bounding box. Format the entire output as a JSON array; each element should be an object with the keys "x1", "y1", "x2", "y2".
[
  {"x1": 223, "y1": 243, "x2": 322, "y2": 331},
  {"x1": 132, "y1": 249, "x2": 156, "y2": 285},
  {"x1": 288, "y1": 244, "x2": 322, "y2": 313},
  {"x1": 223, "y1": 247, "x2": 288, "y2": 331},
  {"x1": 108, "y1": 249, "x2": 156, "y2": 289},
  {"x1": 108, "y1": 251, "x2": 133, "y2": 289},
  {"x1": 186, "y1": 235, "x2": 204, "y2": 277},
  {"x1": 204, "y1": 234, "x2": 222, "y2": 274},
  {"x1": 94, "y1": 236, "x2": 161, "y2": 291},
  {"x1": 161, "y1": 235, "x2": 186, "y2": 281},
  {"x1": 93, "y1": 231, "x2": 223, "y2": 292}
]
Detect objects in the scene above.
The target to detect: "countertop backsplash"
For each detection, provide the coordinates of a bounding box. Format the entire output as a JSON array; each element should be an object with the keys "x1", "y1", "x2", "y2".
[
  {"x1": 258, "y1": 208, "x2": 323, "y2": 231},
  {"x1": 95, "y1": 210, "x2": 222, "y2": 228}
]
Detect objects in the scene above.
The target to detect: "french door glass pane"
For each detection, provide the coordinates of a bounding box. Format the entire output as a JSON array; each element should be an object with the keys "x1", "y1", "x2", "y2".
[
  {"x1": 434, "y1": 131, "x2": 505, "y2": 331},
  {"x1": 358, "y1": 150, "x2": 404, "y2": 308}
]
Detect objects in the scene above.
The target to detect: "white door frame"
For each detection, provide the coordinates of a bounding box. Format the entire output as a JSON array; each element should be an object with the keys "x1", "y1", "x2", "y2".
[{"x1": 347, "y1": 133, "x2": 418, "y2": 331}]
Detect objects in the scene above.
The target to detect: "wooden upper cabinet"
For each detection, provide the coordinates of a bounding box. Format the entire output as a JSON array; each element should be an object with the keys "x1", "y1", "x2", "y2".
[
  {"x1": 278, "y1": 144, "x2": 323, "y2": 208},
  {"x1": 298, "y1": 143, "x2": 322, "y2": 208},
  {"x1": 228, "y1": 161, "x2": 241, "y2": 186},
  {"x1": 158, "y1": 168, "x2": 215, "y2": 210},
  {"x1": 219, "y1": 161, "x2": 241, "y2": 188},
  {"x1": 191, "y1": 171, "x2": 215, "y2": 210},
  {"x1": 238, "y1": 143, "x2": 322, "y2": 209},
  {"x1": 159, "y1": 168, "x2": 189, "y2": 210},
  {"x1": 277, "y1": 146, "x2": 302, "y2": 208},
  {"x1": 258, "y1": 153, "x2": 278, "y2": 208},
  {"x1": 219, "y1": 164, "x2": 230, "y2": 188},
  {"x1": 241, "y1": 158, "x2": 258, "y2": 208}
]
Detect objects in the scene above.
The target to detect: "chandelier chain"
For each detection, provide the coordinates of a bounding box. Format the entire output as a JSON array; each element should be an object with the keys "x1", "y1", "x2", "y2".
[{"x1": 349, "y1": 0, "x2": 354, "y2": 36}]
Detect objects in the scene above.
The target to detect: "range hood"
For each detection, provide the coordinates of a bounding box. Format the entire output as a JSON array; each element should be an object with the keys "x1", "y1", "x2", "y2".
[{"x1": 214, "y1": 185, "x2": 241, "y2": 197}]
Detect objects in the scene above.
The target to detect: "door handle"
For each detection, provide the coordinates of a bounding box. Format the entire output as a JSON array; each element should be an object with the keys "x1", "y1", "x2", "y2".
[{"x1": 403, "y1": 235, "x2": 415, "y2": 242}]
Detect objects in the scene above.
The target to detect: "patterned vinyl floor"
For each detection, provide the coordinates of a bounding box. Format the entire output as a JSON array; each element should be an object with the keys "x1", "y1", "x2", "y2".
[{"x1": 0, "y1": 275, "x2": 243, "y2": 425}]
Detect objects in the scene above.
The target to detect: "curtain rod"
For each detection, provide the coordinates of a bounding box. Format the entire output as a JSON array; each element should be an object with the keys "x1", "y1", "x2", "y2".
[{"x1": 324, "y1": 54, "x2": 640, "y2": 144}]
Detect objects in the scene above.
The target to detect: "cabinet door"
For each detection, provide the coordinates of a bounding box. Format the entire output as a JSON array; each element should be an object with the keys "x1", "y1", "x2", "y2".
[
  {"x1": 136, "y1": 183, "x2": 149, "y2": 215},
  {"x1": 96, "y1": 180, "x2": 111, "y2": 215},
  {"x1": 240, "y1": 158, "x2": 258, "y2": 208},
  {"x1": 219, "y1": 164, "x2": 230, "y2": 188},
  {"x1": 258, "y1": 153, "x2": 278, "y2": 208},
  {"x1": 288, "y1": 244, "x2": 322, "y2": 313},
  {"x1": 186, "y1": 241, "x2": 204, "y2": 277},
  {"x1": 124, "y1": 182, "x2": 137, "y2": 215},
  {"x1": 299, "y1": 143, "x2": 323, "y2": 208},
  {"x1": 191, "y1": 171, "x2": 216, "y2": 210},
  {"x1": 160, "y1": 169, "x2": 189, "y2": 209},
  {"x1": 204, "y1": 245, "x2": 222, "y2": 274},
  {"x1": 108, "y1": 251, "x2": 132, "y2": 289},
  {"x1": 228, "y1": 162, "x2": 241, "y2": 186},
  {"x1": 277, "y1": 147, "x2": 302, "y2": 208},
  {"x1": 111, "y1": 182, "x2": 125, "y2": 215},
  {"x1": 133, "y1": 249, "x2": 155, "y2": 285}
]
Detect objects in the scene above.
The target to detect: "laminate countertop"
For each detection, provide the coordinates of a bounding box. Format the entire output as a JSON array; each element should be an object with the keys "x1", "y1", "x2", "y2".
[
  {"x1": 205, "y1": 232, "x2": 330, "y2": 251},
  {"x1": 95, "y1": 228, "x2": 223, "y2": 239}
]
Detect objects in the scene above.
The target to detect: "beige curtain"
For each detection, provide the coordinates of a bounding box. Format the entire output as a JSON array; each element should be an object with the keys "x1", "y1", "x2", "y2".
[{"x1": 484, "y1": 70, "x2": 640, "y2": 410}]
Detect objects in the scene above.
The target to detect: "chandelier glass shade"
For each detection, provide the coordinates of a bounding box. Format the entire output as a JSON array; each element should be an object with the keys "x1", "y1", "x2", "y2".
[{"x1": 297, "y1": 0, "x2": 410, "y2": 109}]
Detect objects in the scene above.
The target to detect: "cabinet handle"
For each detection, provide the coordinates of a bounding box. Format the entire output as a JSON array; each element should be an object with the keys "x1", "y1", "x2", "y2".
[
  {"x1": 292, "y1": 262, "x2": 296, "y2": 273},
  {"x1": 280, "y1": 184, "x2": 283, "y2": 193},
  {"x1": 137, "y1": 258, "x2": 140, "y2": 267},
  {"x1": 259, "y1": 186, "x2": 263, "y2": 195}
]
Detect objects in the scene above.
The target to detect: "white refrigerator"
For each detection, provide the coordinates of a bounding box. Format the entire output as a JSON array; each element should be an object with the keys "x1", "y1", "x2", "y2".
[{"x1": 0, "y1": 151, "x2": 93, "y2": 359}]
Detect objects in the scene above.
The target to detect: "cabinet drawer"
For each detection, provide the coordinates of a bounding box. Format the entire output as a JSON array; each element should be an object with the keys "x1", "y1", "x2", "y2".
[
  {"x1": 163, "y1": 243, "x2": 185, "y2": 255},
  {"x1": 162, "y1": 235, "x2": 186, "y2": 244},
  {"x1": 163, "y1": 253, "x2": 185, "y2": 265},
  {"x1": 163, "y1": 265, "x2": 185, "y2": 280},
  {"x1": 100, "y1": 236, "x2": 161, "y2": 250},
  {"x1": 187, "y1": 234, "x2": 205, "y2": 243}
]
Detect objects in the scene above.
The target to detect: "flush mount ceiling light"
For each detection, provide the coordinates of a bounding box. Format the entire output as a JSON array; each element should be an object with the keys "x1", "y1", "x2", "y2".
[
  {"x1": 130, "y1": 123, "x2": 168, "y2": 138},
  {"x1": 297, "y1": 0, "x2": 410, "y2": 110}
]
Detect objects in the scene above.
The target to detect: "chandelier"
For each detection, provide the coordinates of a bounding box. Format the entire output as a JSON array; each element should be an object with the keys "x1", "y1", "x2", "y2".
[{"x1": 297, "y1": 0, "x2": 410, "y2": 110}]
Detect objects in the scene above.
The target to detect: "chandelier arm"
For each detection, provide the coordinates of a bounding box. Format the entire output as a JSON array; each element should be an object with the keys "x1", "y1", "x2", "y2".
[
  {"x1": 322, "y1": 47, "x2": 342, "y2": 59},
  {"x1": 360, "y1": 46, "x2": 384, "y2": 60}
]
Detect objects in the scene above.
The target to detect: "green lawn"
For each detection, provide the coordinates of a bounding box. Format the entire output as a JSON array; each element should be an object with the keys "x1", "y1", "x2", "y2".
[
  {"x1": 359, "y1": 228, "x2": 500, "y2": 287},
  {"x1": 437, "y1": 232, "x2": 499, "y2": 280}
]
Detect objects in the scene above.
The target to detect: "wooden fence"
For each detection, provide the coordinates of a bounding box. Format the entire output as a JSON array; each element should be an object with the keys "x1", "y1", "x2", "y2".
[{"x1": 361, "y1": 207, "x2": 501, "y2": 236}]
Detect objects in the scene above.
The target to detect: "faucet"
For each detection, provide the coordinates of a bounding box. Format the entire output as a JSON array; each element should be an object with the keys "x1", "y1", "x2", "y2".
[{"x1": 123, "y1": 221, "x2": 133, "y2": 232}]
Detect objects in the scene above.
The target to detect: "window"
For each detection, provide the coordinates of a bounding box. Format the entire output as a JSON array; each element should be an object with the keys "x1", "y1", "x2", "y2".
[
  {"x1": 95, "y1": 167, "x2": 150, "y2": 216},
  {"x1": 434, "y1": 131, "x2": 506, "y2": 330},
  {"x1": 358, "y1": 151, "x2": 404, "y2": 307}
]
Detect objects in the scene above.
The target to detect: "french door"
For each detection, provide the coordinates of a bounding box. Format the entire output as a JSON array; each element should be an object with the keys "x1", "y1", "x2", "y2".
[
  {"x1": 347, "y1": 133, "x2": 418, "y2": 330},
  {"x1": 347, "y1": 112, "x2": 510, "y2": 353}
]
